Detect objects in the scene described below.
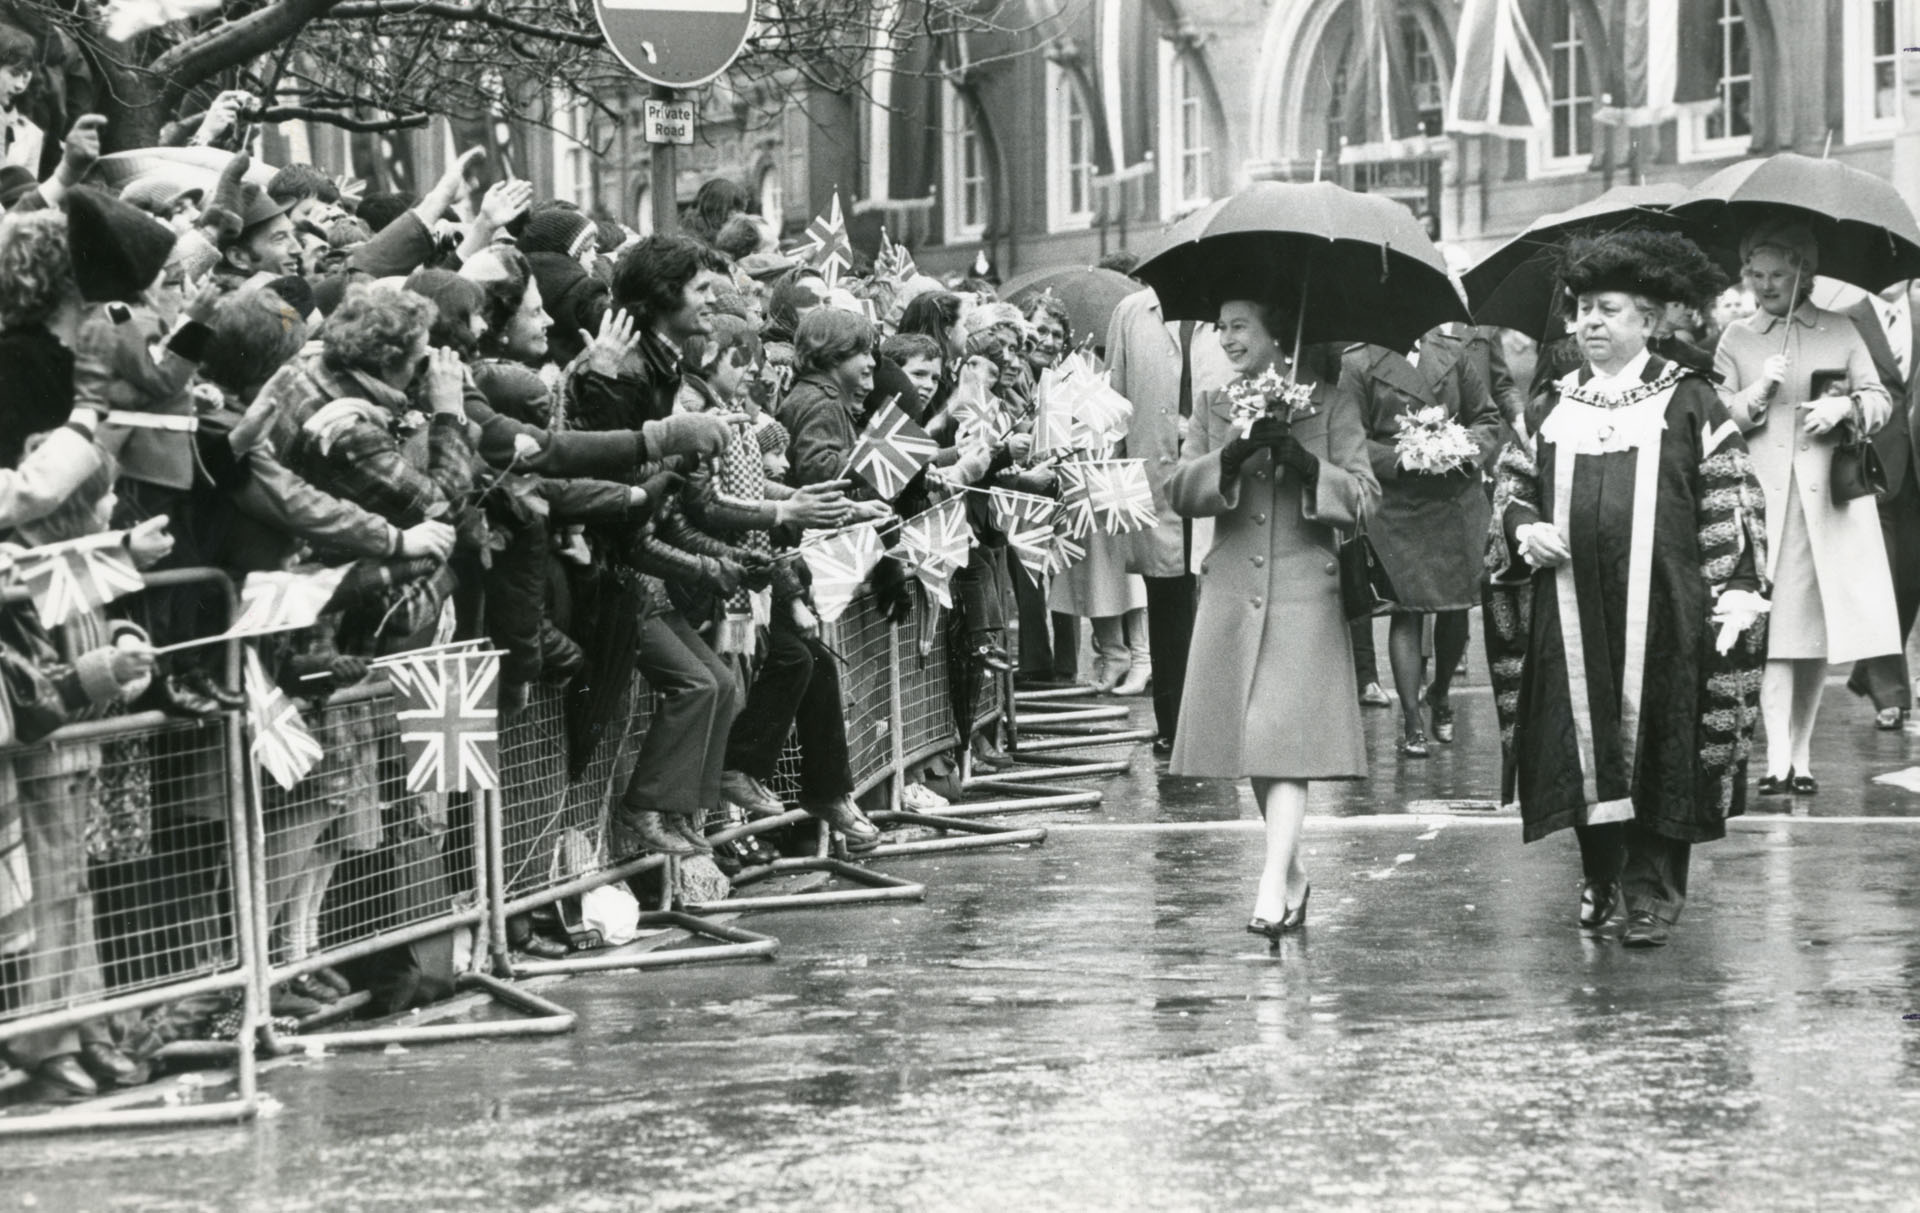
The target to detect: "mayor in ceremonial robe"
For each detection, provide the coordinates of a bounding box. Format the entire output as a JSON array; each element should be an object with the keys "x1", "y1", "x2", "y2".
[{"x1": 1487, "y1": 232, "x2": 1769, "y2": 949}]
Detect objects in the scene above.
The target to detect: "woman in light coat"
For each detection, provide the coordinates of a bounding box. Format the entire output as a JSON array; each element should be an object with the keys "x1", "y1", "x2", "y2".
[
  {"x1": 1714, "y1": 222, "x2": 1901, "y2": 795},
  {"x1": 1168, "y1": 299, "x2": 1379, "y2": 941}
]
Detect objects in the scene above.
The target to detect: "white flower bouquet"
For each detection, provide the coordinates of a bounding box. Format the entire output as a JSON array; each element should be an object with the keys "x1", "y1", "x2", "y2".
[
  {"x1": 1393, "y1": 405, "x2": 1480, "y2": 475},
  {"x1": 1225, "y1": 366, "x2": 1318, "y2": 437}
]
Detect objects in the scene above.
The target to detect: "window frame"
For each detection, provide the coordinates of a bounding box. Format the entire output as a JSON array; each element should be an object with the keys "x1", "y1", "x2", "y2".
[
  {"x1": 1157, "y1": 40, "x2": 1214, "y2": 220},
  {"x1": 1045, "y1": 61, "x2": 1098, "y2": 232},
  {"x1": 943, "y1": 81, "x2": 990, "y2": 243},
  {"x1": 1677, "y1": 0, "x2": 1756, "y2": 162},
  {"x1": 1531, "y1": 0, "x2": 1597, "y2": 177},
  {"x1": 1844, "y1": 0, "x2": 1905, "y2": 143}
]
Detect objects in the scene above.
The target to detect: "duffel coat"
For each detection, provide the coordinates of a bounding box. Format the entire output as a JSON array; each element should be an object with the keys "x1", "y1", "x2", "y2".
[{"x1": 1166, "y1": 373, "x2": 1379, "y2": 779}]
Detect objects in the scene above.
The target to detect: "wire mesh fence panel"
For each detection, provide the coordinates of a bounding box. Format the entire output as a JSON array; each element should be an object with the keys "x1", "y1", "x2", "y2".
[
  {"x1": 255, "y1": 689, "x2": 479, "y2": 975},
  {"x1": 496, "y1": 680, "x2": 645, "y2": 904},
  {"x1": 2, "y1": 715, "x2": 241, "y2": 1032},
  {"x1": 897, "y1": 602, "x2": 959, "y2": 767},
  {"x1": 834, "y1": 596, "x2": 895, "y2": 793}
]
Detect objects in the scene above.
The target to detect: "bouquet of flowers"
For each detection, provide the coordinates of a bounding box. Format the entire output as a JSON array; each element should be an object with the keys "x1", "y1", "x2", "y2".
[
  {"x1": 1393, "y1": 405, "x2": 1480, "y2": 475},
  {"x1": 1225, "y1": 366, "x2": 1318, "y2": 437}
]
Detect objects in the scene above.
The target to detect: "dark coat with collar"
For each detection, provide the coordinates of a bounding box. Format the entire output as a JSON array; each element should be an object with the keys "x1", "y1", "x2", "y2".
[
  {"x1": 1843, "y1": 293, "x2": 1920, "y2": 500},
  {"x1": 1341, "y1": 325, "x2": 1501, "y2": 612}
]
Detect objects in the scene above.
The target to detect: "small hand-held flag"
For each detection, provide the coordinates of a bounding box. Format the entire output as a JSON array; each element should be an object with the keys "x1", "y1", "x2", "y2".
[
  {"x1": 381, "y1": 644, "x2": 503, "y2": 794},
  {"x1": 989, "y1": 488, "x2": 1059, "y2": 582},
  {"x1": 888, "y1": 497, "x2": 972, "y2": 608},
  {"x1": 798, "y1": 522, "x2": 886, "y2": 623},
  {"x1": 14, "y1": 532, "x2": 146, "y2": 627},
  {"x1": 877, "y1": 225, "x2": 919, "y2": 282},
  {"x1": 1081, "y1": 459, "x2": 1158, "y2": 535},
  {"x1": 801, "y1": 191, "x2": 854, "y2": 288},
  {"x1": 227, "y1": 566, "x2": 352, "y2": 639},
  {"x1": 846, "y1": 396, "x2": 939, "y2": 500},
  {"x1": 244, "y1": 646, "x2": 323, "y2": 792}
]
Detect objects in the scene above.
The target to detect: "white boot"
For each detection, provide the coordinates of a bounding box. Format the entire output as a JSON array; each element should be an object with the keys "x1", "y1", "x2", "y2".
[
  {"x1": 1111, "y1": 608, "x2": 1152, "y2": 695},
  {"x1": 1088, "y1": 615, "x2": 1127, "y2": 692}
]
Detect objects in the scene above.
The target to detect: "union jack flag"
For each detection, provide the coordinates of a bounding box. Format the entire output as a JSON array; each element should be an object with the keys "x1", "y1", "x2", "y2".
[
  {"x1": 876, "y1": 225, "x2": 918, "y2": 282},
  {"x1": 847, "y1": 396, "x2": 939, "y2": 501},
  {"x1": 1030, "y1": 367, "x2": 1076, "y2": 454},
  {"x1": 383, "y1": 643, "x2": 502, "y2": 793},
  {"x1": 800, "y1": 191, "x2": 854, "y2": 288},
  {"x1": 889, "y1": 497, "x2": 972, "y2": 608},
  {"x1": 1081, "y1": 459, "x2": 1158, "y2": 535},
  {"x1": 798, "y1": 522, "x2": 885, "y2": 624},
  {"x1": 1055, "y1": 463, "x2": 1096, "y2": 541},
  {"x1": 989, "y1": 488, "x2": 1058, "y2": 582},
  {"x1": 13, "y1": 532, "x2": 145, "y2": 627},
  {"x1": 225, "y1": 566, "x2": 351, "y2": 640},
  {"x1": 1046, "y1": 506, "x2": 1087, "y2": 576},
  {"x1": 244, "y1": 645, "x2": 322, "y2": 792}
]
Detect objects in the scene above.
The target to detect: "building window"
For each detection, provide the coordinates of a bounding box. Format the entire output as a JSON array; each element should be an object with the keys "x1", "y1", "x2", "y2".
[
  {"x1": 757, "y1": 164, "x2": 784, "y2": 241},
  {"x1": 943, "y1": 83, "x2": 989, "y2": 242},
  {"x1": 1540, "y1": 0, "x2": 1594, "y2": 171},
  {"x1": 550, "y1": 92, "x2": 595, "y2": 209},
  {"x1": 1846, "y1": 0, "x2": 1904, "y2": 140},
  {"x1": 1680, "y1": 0, "x2": 1753, "y2": 158},
  {"x1": 1159, "y1": 42, "x2": 1213, "y2": 218},
  {"x1": 1047, "y1": 62, "x2": 1097, "y2": 230},
  {"x1": 1401, "y1": 13, "x2": 1445, "y2": 135}
]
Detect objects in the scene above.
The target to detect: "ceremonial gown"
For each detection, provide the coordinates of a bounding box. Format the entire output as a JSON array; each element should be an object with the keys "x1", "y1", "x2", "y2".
[{"x1": 1486, "y1": 353, "x2": 1769, "y2": 846}]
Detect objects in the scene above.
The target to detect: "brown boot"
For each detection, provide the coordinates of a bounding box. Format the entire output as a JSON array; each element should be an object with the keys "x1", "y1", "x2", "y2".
[{"x1": 628, "y1": 809, "x2": 696, "y2": 856}]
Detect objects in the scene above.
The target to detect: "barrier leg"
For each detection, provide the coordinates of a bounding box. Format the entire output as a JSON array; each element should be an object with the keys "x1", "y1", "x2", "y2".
[{"x1": 863, "y1": 810, "x2": 1048, "y2": 857}]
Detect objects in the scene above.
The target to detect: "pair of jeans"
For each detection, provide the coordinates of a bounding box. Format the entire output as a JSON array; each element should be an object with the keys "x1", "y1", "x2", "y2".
[
  {"x1": 622, "y1": 612, "x2": 739, "y2": 818},
  {"x1": 724, "y1": 616, "x2": 854, "y2": 804}
]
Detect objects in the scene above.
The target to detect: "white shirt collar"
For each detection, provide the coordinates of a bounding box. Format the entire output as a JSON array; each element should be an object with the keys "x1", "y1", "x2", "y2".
[{"x1": 1586, "y1": 347, "x2": 1653, "y2": 394}]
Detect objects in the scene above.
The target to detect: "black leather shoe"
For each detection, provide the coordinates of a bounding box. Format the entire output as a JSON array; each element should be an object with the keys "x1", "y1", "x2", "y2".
[
  {"x1": 803, "y1": 796, "x2": 881, "y2": 847},
  {"x1": 1876, "y1": 707, "x2": 1905, "y2": 731},
  {"x1": 1578, "y1": 879, "x2": 1619, "y2": 929},
  {"x1": 1621, "y1": 910, "x2": 1670, "y2": 948},
  {"x1": 626, "y1": 809, "x2": 696, "y2": 856},
  {"x1": 1791, "y1": 774, "x2": 1819, "y2": 795},
  {"x1": 672, "y1": 812, "x2": 715, "y2": 854},
  {"x1": 78, "y1": 1041, "x2": 144, "y2": 1087},
  {"x1": 1399, "y1": 731, "x2": 1430, "y2": 758},
  {"x1": 1152, "y1": 736, "x2": 1175, "y2": 758},
  {"x1": 1756, "y1": 773, "x2": 1793, "y2": 796},
  {"x1": 35, "y1": 1054, "x2": 98, "y2": 1098},
  {"x1": 1426, "y1": 688, "x2": 1455, "y2": 743},
  {"x1": 1246, "y1": 917, "x2": 1284, "y2": 943},
  {"x1": 520, "y1": 935, "x2": 570, "y2": 960},
  {"x1": 1278, "y1": 884, "x2": 1311, "y2": 931}
]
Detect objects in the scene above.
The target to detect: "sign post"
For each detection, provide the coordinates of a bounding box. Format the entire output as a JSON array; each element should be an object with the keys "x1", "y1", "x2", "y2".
[{"x1": 591, "y1": 0, "x2": 759, "y2": 235}]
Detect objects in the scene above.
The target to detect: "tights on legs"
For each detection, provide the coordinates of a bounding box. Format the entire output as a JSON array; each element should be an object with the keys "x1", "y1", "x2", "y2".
[
  {"x1": 1762, "y1": 658, "x2": 1827, "y2": 779},
  {"x1": 1390, "y1": 612, "x2": 1471, "y2": 735},
  {"x1": 1249, "y1": 778, "x2": 1309, "y2": 923}
]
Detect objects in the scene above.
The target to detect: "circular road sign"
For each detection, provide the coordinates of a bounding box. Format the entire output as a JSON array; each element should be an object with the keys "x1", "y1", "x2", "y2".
[{"x1": 593, "y1": 0, "x2": 759, "y2": 90}]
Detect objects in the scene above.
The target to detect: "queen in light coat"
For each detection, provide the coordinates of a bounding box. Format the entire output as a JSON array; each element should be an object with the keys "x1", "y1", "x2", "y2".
[{"x1": 1168, "y1": 298, "x2": 1378, "y2": 940}]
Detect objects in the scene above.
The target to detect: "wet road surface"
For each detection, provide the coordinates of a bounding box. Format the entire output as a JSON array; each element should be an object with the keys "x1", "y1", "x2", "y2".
[{"x1": 7, "y1": 677, "x2": 1920, "y2": 1211}]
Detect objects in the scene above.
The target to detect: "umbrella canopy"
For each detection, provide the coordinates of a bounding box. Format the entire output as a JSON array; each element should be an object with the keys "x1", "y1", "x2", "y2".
[
  {"x1": 1132, "y1": 180, "x2": 1467, "y2": 353},
  {"x1": 1672, "y1": 153, "x2": 1920, "y2": 292},
  {"x1": 89, "y1": 147, "x2": 274, "y2": 196},
  {"x1": 1000, "y1": 266, "x2": 1140, "y2": 348},
  {"x1": 1465, "y1": 183, "x2": 1692, "y2": 338}
]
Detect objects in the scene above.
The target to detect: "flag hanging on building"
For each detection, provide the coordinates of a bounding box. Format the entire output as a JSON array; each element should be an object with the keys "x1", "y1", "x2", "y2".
[
  {"x1": 801, "y1": 191, "x2": 855, "y2": 288},
  {"x1": 244, "y1": 645, "x2": 323, "y2": 792},
  {"x1": 877, "y1": 225, "x2": 918, "y2": 282},
  {"x1": 383, "y1": 644, "x2": 502, "y2": 794},
  {"x1": 847, "y1": 396, "x2": 939, "y2": 500},
  {"x1": 888, "y1": 497, "x2": 972, "y2": 608},
  {"x1": 12, "y1": 532, "x2": 146, "y2": 628},
  {"x1": 223, "y1": 566, "x2": 351, "y2": 640},
  {"x1": 990, "y1": 488, "x2": 1060, "y2": 582},
  {"x1": 798, "y1": 522, "x2": 885, "y2": 623},
  {"x1": 1595, "y1": 0, "x2": 1722, "y2": 127},
  {"x1": 1338, "y1": 0, "x2": 1453, "y2": 164},
  {"x1": 1444, "y1": 0, "x2": 1553, "y2": 139}
]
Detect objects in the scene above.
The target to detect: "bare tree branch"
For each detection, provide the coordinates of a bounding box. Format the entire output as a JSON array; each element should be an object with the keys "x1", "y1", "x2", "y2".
[
  {"x1": 323, "y1": 1, "x2": 604, "y2": 47},
  {"x1": 252, "y1": 103, "x2": 431, "y2": 131}
]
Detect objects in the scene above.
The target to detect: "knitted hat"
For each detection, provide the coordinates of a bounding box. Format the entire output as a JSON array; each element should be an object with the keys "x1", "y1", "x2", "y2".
[
  {"x1": 120, "y1": 174, "x2": 204, "y2": 218},
  {"x1": 264, "y1": 274, "x2": 316, "y2": 320},
  {"x1": 519, "y1": 208, "x2": 595, "y2": 260},
  {"x1": 754, "y1": 418, "x2": 790, "y2": 455},
  {"x1": 406, "y1": 267, "x2": 486, "y2": 353},
  {"x1": 65, "y1": 186, "x2": 179, "y2": 304},
  {"x1": 0, "y1": 164, "x2": 38, "y2": 208}
]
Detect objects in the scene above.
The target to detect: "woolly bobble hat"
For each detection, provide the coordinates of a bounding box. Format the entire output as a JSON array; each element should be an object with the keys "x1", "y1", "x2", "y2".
[
  {"x1": 519, "y1": 208, "x2": 596, "y2": 260},
  {"x1": 0, "y1": 164, "x2": 39, "y2": 208},
  {"x1": 406, "y1": 267, "x2": 486, "y2": 352},
  {"x1": 754, "y1": 418, "x2": 791, "y2": 455},
  {"x1": 65, "y1": 186, "x2": 179, "y2": 304}
]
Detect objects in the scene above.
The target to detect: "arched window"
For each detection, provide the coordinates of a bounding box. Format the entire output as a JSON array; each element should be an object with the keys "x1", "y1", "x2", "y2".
[
  {"x1": 1679, "y1": 0, "x2": 1754, "y2": 159},
  {"x1": 1046, "y1": 62, "x2": 1097, "y2": 231},
  {"x1": 943, "y1": 82, "x2": 990, "y2": 242},
  {"x1": 1159, "y1": 44, "x2": 1215, "y2": 217}
]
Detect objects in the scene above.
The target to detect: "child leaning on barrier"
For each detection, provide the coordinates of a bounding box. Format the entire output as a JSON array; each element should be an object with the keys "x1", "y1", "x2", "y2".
[{"x1": 1, "y1": 443, "x2": 173, "y2": 1099}]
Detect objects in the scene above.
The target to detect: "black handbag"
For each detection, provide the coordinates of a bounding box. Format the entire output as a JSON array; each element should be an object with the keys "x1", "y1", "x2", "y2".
[
  {"x1": 1338, "y1": 532, "x2": 1398, "y2": 622},
  {"x1": 1831, "y1": 421, "x2": 1888, "y2": 504}
]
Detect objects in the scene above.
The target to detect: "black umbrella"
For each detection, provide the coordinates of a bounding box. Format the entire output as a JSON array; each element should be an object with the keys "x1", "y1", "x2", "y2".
[
  {"x1": 1463, "y1": 183, "x2": 1692, "y2": 338},
  {"x1": 1000, "y1": 266, "x2": 1140, "y2": 349},
  {"x1": 1673, "y1": 153, "x2": 1920, "y2": 292},
  {"x1": 1132, "y1": 180, "x2": 1467, "y2": 357}
]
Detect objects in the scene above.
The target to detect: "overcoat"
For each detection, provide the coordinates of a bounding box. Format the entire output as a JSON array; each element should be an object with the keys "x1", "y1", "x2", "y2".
[
  {"x1": 1714, "y1": 302, "x2": 1900, "y2": 663},
  {"x1": 1166, "y1": 374, "x2": 1379, "y2": 779},
  {"x1": 1342, "y1": 327, "x2": 1501, "y2": 612},
  {"x1": 1103, "y1": 289, "x2": 1232, "y2": 578}
]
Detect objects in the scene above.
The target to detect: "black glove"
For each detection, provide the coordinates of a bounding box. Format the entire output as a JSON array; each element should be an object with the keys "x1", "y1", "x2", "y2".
[
  {"x1": 1273, "y1": 433, "x2": 1317, "y2": 479},
  {"x1": 737, "y1": 551, "x2": 776, "y2": 591},
  {"x1": 1221, "y1": 417, "x2": 1288, "y2": 475},
  {"x1": 638, "y1": 469, "x2": 684, "y2": 506}
]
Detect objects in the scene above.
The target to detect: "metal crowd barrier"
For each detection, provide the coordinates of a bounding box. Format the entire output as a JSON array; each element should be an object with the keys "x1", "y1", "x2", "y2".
[{"x1": 1, "y1": 569, "x2": 261, "y2": 1134}]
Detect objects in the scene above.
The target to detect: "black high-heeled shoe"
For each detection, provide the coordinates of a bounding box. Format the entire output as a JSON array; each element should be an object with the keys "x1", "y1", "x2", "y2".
[
  {"x1": 1278, "y1": 884, "x2": 1311, "y2": 931},
  {"x1": 1246, "y1": 917, "x2": 1285, "y2": 943}
]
